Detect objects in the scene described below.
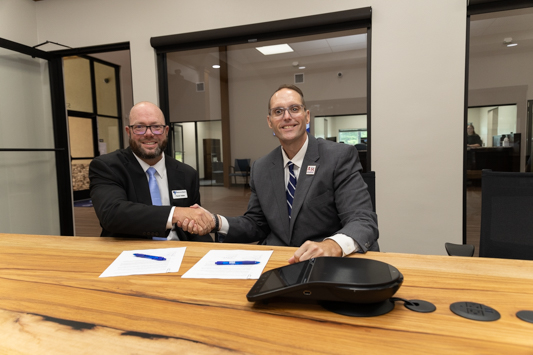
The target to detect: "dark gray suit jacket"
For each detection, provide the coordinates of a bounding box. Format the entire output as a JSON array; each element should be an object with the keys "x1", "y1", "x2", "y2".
[
  {"x1": 89, "y1": 147, "x2": 211, "y2": 241},
  {"x1": 224, "y1": 135, "x2": 379, "y2": 252}
]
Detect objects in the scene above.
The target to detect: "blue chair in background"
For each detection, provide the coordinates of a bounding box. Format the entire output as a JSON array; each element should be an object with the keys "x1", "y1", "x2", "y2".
[{"x1": 229, "y1": 159, "x2": 251, "y2": 186}]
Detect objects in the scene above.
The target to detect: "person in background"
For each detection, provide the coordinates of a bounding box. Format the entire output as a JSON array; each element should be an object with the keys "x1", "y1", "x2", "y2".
[
  {"x1": 182, "y1": 84, "x2": 379, "y2": 263},
  {"x1": 89, "y1": 101, "x2": 214, "y2": 241},
  {"x1": 467, "y1": 123, "x2": 482, "y2": 147}
]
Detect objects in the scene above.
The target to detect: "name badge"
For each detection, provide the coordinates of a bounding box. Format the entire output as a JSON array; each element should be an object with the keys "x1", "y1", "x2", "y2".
[
  {"x1": 306, "y1": 165, "x2": 317, "y2": 175},
  {"x1": 172, "y1": 190, "x2": 188, "y2": 199}
]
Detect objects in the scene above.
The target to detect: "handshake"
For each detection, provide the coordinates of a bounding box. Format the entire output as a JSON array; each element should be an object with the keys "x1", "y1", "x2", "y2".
[{"x1": 172, "y1": 204, "x2": 219, "y2": 236}]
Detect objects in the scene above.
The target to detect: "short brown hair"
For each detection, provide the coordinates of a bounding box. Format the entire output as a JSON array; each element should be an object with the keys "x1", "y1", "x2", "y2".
[{"x1": 268, "y1": 84, "x2": 306, "y2": 112}]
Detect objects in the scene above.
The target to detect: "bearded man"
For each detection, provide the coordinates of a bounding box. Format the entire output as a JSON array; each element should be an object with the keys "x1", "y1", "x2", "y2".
[{"x1": 89, "y1": 101, "x2": 213, "y2": 241}]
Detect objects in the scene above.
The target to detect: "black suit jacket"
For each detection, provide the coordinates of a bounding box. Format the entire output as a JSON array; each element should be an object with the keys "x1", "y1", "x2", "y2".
[{"x1": 89, "y1": 147, "x2": 211, "y2": 241}]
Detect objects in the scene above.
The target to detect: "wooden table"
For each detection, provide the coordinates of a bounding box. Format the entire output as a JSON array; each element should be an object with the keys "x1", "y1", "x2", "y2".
[{"x1": 1, "y1": 234, "x2": 532, "y2": 354}]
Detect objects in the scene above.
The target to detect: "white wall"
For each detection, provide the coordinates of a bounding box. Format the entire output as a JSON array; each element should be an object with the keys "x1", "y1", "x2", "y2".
[
  {"x1": 2, "y1": 0, "x2": 470, "y2": 254},
  {"x1": 371, "y1": 0, "x2": 466, "y2": 254}
]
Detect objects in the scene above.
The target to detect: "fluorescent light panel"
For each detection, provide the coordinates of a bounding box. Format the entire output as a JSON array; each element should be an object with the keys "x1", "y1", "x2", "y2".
[{"x1": 256, "y1": 44, "x2": 294, "y2": 55}]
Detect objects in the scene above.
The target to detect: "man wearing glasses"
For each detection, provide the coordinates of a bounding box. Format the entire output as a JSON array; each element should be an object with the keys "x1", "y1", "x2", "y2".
[
  {"x1": 89, "y1": 101, "x2": 213, "y2": 241},
  {"x1": 184, "y1": 85, "x2": 379, "y2": 262}
]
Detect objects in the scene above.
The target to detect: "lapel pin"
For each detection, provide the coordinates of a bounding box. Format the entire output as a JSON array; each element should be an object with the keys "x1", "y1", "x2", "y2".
[{"x1": 306, "y1": 165, "x2": 317, "y2": 175}]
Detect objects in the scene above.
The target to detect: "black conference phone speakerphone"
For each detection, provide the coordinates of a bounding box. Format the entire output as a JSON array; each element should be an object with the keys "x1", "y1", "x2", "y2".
[{"x1": 247, "y1": 257, "x2": 403, "y2": 305}]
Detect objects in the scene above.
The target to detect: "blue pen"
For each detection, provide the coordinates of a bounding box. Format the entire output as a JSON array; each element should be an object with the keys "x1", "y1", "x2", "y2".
[
  {"x1": 134, "y1": 253, "x2": 166, "y2": 261},
  {"x1": 215, "y1": 261, "x2": 260, "y2": 265}
]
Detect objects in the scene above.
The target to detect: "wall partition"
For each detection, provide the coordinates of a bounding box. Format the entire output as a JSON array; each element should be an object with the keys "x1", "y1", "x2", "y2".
[
  {"x1": 63, "y1": 55, "x2": 123, "y2": 200},
  {"x1": 152, "y1": 8, "x2": 372, "y2": 187},
  {"x1": 464, "y1": 1, "x2": 533, "y2": 250},
  {"x1": 0, "y1": 38, "x2": 72, "y2": 235}
]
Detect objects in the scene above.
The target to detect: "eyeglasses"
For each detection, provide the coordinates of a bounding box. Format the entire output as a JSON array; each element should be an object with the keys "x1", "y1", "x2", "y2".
[
  {"x1": 129, "y1": 125, "x2": 167, "y2": 135},
  {"x1": 269, "y1": 104, "x2": 305, "y2": 118}
]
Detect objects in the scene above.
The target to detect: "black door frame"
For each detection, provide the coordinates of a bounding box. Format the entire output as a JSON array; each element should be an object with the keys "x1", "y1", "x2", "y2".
[
  {"x1": 0, "y1": 38, "x2": 130, "y2": 235},
  {"x1": 0, "y1": 37, "x2": 73, "y2": 235}
]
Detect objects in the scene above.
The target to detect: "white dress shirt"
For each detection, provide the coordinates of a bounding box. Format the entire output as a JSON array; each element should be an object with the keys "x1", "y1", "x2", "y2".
[{"x1": 133, "y1": 153, "x2": 179, "y2": 240}]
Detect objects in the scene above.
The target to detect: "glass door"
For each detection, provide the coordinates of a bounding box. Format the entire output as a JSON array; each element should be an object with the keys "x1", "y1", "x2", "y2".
[
  {"x1": 172, "y1": 124, "x2": 184, "y2": 162},
  {"x1": 0, "y1": 38, "x2": 71, "y2": 235},
  {"x1": 63, "y1": 55, "x2": 123, "y2": 201}
]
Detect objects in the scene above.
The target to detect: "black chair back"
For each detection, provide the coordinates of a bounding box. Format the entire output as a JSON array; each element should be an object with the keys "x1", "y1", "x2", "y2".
[
  {"x1": 361, "y1": 171, "x2": 376, "y2": 213},
  {"x1": 235, "y1": 159, "x2": 250, "y2": 172},
  {"x1": 480, "y1": 170, "x2": 533, "y2": 260}
]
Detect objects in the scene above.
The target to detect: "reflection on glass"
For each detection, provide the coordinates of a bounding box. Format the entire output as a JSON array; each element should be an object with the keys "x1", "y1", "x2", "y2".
[
  {"x1": 173, "y1": 124, "x2": 184, "y2": 162},
  {"x1": 68, "y1": 116, "x2": 94, "y2": 158},
  {"x1": 97, "y1": 116, "x2": 120, "y2": 155},
  {"x1": 314, "y1": 114, "x2": 368, "y2": 171},
  {"x1": 467, "y1": 7, "x2": 533, "y2": 253},
  {"x1": 0, "y1": 48, "x2": 54, "y2": 149},
  {"x1": 167, "y1": 47, "x2": 222, "y2": 122},
  {"x1": 165, "y1": 28, "x2": 368, "y2": 184},
  {"x1": 198, "y1": 121, "x2": 223, "y2": 186},
  {"x1": 0, "y1": 151, "x2": 59, "y2": 234},
  {"x1": 64, "y1": 56, "x2": 93, "y2": 112},
  {"x1": 467, "y1": 106, "x2": 517, "y2": 148},
  {"x1": 95, "y1": 62, "x2": 118, "y2": 116}
]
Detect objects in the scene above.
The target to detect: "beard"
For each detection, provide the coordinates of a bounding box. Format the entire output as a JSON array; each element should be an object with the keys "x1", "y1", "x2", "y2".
[{"x1": 129, "y1": 136, "x2": 168, "y2": 160}]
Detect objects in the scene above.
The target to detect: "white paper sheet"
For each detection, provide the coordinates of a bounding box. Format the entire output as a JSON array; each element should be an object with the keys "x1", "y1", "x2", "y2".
[
  {"x1": 99, "y1": 247, "x2": 186, "y2": 278},
  {"x1": 181, "y1": 249, "x2": 273, "y2": 279}
]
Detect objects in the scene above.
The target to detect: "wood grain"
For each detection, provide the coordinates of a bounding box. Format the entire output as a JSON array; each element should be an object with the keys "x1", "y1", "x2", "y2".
[{"x1": 1, "y1": 234, "x2": 532, "y2": 354}]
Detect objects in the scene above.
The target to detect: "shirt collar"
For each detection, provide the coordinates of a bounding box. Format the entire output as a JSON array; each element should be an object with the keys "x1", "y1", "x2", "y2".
[
  {"x1": 132, "y1": 152, "x2": 166, "y2": 176},
  {"x1": 281, "y1": 135, "x2": 308, "y2": 169}
]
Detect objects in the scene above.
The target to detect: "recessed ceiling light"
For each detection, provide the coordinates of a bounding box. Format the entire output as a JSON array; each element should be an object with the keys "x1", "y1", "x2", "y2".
[
  {"x1": 503, "y1": 37, "x2": 517, "y2": 47},
  {"x1": 212, "y1": 64, "x2": 221, "y2": 69},
  {"x1": 299, "y1": 66, "x2": 306, "y2": 70},
  {"x1": 256, "y1": 44, "x2": 294, "y2": 55}
]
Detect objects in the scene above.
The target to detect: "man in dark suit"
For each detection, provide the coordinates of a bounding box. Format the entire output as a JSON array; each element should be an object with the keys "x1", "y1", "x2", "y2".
[
  {"x1": 89, "y1": 101, "x2": 213, "y2": 241},
  {"x1": 183, "y1": 85, "x2": 378, "y2": 262}
]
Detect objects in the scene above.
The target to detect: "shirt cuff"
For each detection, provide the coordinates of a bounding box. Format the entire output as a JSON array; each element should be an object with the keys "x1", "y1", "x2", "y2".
[
  {"x1": 325, "y1": 234, "x2": 360, "y2": 256},
  {"x1": 166, "y1": 207, "x2": 175, "y2": 230},
  {"x1": 218, "y1": 215, "x2": 230, "y2": 235}
]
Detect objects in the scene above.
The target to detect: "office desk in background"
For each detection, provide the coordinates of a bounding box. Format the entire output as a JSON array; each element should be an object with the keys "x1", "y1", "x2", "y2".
[{"x1": 1, "y1": 234, "x2": 532, "y2": 354}]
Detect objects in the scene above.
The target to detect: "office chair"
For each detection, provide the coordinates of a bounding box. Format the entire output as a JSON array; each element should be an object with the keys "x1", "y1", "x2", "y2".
[
  {"x1": 355, "y1": 143, "x2": 367, "y2": 151},
  {"x1": 361, "y1": 171, "x2": 376, "y2": 213},
  {"x1": 478, "y1": 170, "x2": 533, "y2": 260},
  {"x1": 445, "y1": 242, "x2": 475, "y2": 257},
  {"x1": 229, "y1": 159, "x2": 251, "y2": 185}
]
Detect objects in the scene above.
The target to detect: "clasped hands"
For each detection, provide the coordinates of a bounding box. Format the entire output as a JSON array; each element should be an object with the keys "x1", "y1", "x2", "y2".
[
  {"x1": 173, "y1": 205, "x2": 343, "y2": 263},
  {"x1": 172, "y1": 204, "x2": 215, "y2": 235}
]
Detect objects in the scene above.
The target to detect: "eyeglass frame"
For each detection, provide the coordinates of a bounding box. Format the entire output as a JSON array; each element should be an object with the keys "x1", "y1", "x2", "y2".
[
  {"x1": 128, "y1": 124, "x2": 168, "y2": 135},
  {"x1": 268, "y1": 104, "x2": 306, "y2": 118}
]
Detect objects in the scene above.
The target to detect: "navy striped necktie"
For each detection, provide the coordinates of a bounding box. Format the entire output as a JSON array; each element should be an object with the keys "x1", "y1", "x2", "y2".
[{"x1": 286, "y1": 161, "x2": 297, "y2": 219}]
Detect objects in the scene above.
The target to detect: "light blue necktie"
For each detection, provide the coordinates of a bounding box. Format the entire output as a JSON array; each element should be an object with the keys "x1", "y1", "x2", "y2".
[
  {"x1": 286, "y1": 161, "x2": 297, "y2": 219},
  {"x1": 147, "y1": 167, "x2": 162, "y2": 206},
  {"x1": 147, "y1": 167, "x2": 167, "y2": 240}
]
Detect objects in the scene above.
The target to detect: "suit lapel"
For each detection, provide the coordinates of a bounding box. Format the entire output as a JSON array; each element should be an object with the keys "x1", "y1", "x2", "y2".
[
  {"x1": 124, "y1": 148, "x2": 153, "y2": 205},
  {"x1": 268, "y1": 149, "x2": 291, "y2": 241},
  {"x1": 289, "y1": 136, "x2": 320, "y2": 236},
  {"x1": 166, "y1": 157, "x2": 179, "y2": 204}
]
